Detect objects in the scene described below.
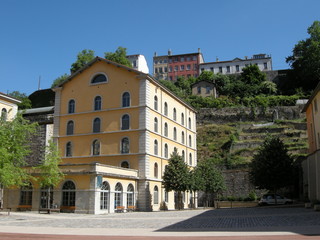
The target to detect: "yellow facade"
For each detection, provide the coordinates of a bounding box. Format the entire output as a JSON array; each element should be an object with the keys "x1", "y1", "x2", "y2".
[
  {"x1": 0, "y1": 92, "x2": 20, "y2": 121},
  {"x1": 49, "y1": 57, "x2": 197, "y2": 214}
]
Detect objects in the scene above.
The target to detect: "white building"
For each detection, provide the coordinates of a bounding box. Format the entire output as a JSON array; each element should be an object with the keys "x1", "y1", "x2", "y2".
[
  {"x1": 199, "y1": 54, "x2": 272, "y2": 75},
  {"x1": 126, "y1": 54, "x2": 149, "y2": 74}
]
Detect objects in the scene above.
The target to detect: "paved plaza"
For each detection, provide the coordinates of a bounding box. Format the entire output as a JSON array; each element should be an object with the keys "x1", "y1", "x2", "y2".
[{"x1": 0, "y1": 206, "x2": 320, "y2": 238}]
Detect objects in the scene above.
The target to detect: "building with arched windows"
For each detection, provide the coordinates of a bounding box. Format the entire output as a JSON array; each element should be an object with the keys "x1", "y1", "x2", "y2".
[{"x1": 3, "y1": 57, "x2": 197, "y2": 214}]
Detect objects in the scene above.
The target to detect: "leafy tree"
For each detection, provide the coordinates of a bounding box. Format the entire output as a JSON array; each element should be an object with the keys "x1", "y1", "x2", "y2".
[
  {"x1": 197, "y1": 71, "x2": 214, "y2": 82},
  {"x1": 240, "y1": 64, "x2": 266, "y2": 85},
  {"x1": 193, "y1": 158, "x2": 225, "y2": 207},
  {"x1": 0, "y1": 114, "x2": 37, "y2": 207},
  {"x1": 286, "y1": 20, "x2": 320, "y2": 92},
  {"x1": 51, "y1": 73, "x2": 70, "y2": 88},
  {"x1": 8, "y1": 91, "x2": 32, "y2": 110},
  {"x1": 162, "y1": 151, "x2": 190, "y2": 210},
  {"x1": 70, "y1": 49, "x2": 95, "y2": 74},
  {"x1": 249, "y1": 136, "x2": 294, "y2": 199},
  {"x1": 104, "y1": 46, "x2": 132, "y2": 67}
]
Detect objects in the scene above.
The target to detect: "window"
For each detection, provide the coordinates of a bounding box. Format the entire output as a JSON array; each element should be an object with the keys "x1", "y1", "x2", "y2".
[
  {"x1": 153, "y1": 186, "x2": 159, "y2": 204},
  {"x1": 164, "y1": 102, "x2": 168, "y2": 116},
  {"x1": 121, "y1": 137, "x2": 129, "y2": 154},
  {"x1": 91, "y1": 74, "x2": 107, "y2": 84},
  {"x1": 173, "y1": 108, "x2": 177, "y2": 121},
  {"x1": 210, "y1": 67, "x2": 214, "y2": 72},
  {"x1": 92, "y1": 140, "x2": 100, "y2": 155},
  {"x1": 122, "y1": 92, "x2": 130, "y2": 107},
  {"x1": 189, "y1": 153, "x2": 192, "y2": 165},
  {"x1": 192, "y1": 56, "x2": 197, "y2": 61},
  {"x1": 181, "y1": 113, "x2": 184, "y2": 125},
  {"x1": 173, "y1": 127, "x2": 177, "y2": 141},
  {"x1": 169, "y1": 66, "x2": 172, "y2": 72},
  {"x1": 181, "y1": 131, "x2": 185, "y2": 144},
  {"x1": 164, "y1": 123, "x2": 168, "y2": 137},
  {"x1": 164, "y1": 67, "x2": 168, "y2": 72},
  {"x1": 206, "y1": 86, "x2": 211, "y2": 94},
  {"x1": 40, "y1": 186, "x2": 53, "y2": 209},
  {"x1": 19, "y1": 182, "x2": 33, "y2": 205},
  {"x1": 154, "y1": 140, "x2": 158, "y2": 155},
  {"x1": 154, "y1": 117, "x2": 158, "y2": 132},
  {"x1": 94, "y1": 96, "x2": 102, "y2": 111},
  {"x1": 187, "y1": 64, "x2": 191, "y2": 70},
  {"x1": 174, "y1": 66, "x2": 178, "y2": 72},
  {"x1": 154, "y1": 163, "x2": 158, "y2": 178},
  {"x1": 226, "y1": 66, "x2": 230, "y2": 73},
  {"x1": 180, "y1": 65, "x2": 185, "y2": 71},
  {"x1": 1, "y1": 108, "x2": 7, "y2": 121},
  {"x1": 66, "y1": 142, "x2": 72, "y2": 157},
  {"x1": 154, "y1": 96, "x2": 158, "y2": 110},
  {"x1": 189, "y1": 135, "x2": 192, "y2": 147},
  {"x1": 121, "y1": 161, "x2": 129, "y2": 168},
  {"x1": 236, "y1": 65, "x2": 240, "y2": 72},
  {"x1": 62, "y1": 181, "x2": 76, "y2": 207},
  {"x1": 68, "y1": 100, "x2": 75, "y2": 114},
  {"x1": 164, "y1": 144, "x2": 168, "y2": 158},
  {"x1": 159, "y1": 67, "x2": 163, "y2": 73},
  {"x1": 121, "y1": 114, "x2": 130, "y2": 130},
  {"x1": 155, "y1": 68, "x2": 158, "y2": 74},
  {"x1": 100, "y1": 181, "x2": 110, "y2": 210},
  {"x1": 164, "y1": 191, "x2": 169, "y2": 202},
  {"x1": 127, "y1": 184, "x2": 134, "y2": 207},
  {"x1": 66, "y1": 120, "x2": 74, "y2": 135},
  {"x1": 219, "y1": 67, "x2": 223, "y2": 73},
  {"x1": 182, "y1": 150, "x2": 185, "y2": 161},
  {"x1": 114, "y1": 183, "x2": 123, "y2": 208},
  {"x1": 264, "y1": 62, "x2": 268, "y2": 69},
  {"x1": 188, "y1": 117, "x2": 191, "y2": 129},
  {"x1": 197, "y1": 86, "x2": 201, "y2": 94},
  {"x1": 93, "y1": 118, "x2": 101, "y2": 133},
  {"x1": 181, "y1": 57, "x2": 185, "y2": 62}
]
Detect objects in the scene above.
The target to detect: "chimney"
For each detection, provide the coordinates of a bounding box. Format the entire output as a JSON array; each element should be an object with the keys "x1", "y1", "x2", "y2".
[
  {"x1": 168, "y1": 49, "x2": 172, "y2": 56},
  {"x1": 216, "y1": 57, "x2": 219, "y2": 62},
  {"x1": 198, "y1": 48, "x2": 201, "y2": 53},
  {"x1": 154, "y1": 52, "x2": 157, "y2": 57}
]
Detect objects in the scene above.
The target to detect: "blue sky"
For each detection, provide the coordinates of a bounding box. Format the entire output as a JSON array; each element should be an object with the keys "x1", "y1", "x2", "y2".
[{"x1": 1, "y1": 0, "x2": 319, "y2": 95}]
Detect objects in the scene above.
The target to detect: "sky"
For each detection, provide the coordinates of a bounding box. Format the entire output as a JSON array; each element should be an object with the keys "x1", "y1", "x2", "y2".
[{"x1": 1, "y1": 0, "x2": 320, "y2": 95}]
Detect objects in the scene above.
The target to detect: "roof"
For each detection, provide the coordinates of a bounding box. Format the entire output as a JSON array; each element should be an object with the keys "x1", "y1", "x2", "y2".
[
  {"x1": 302, "y1": 81, "x2": 320, "y2": 112},
  {"x1": 22, "y1": 106, "x2": 54, "y2": 115},
  {"x1": 0, "y1": 91, "x2": 21, "y2": 104},
  {"x1": 199, "y1": 56, "x2": 271, "y2": 65},
  {"x1": 154, "y1": 52, "x2": 203, "y2": 58}
]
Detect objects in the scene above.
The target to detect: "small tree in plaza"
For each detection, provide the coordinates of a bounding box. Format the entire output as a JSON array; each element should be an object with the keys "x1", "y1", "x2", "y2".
[{"x1": 162, "y1": 151, "x2": 190, "y2": 210}]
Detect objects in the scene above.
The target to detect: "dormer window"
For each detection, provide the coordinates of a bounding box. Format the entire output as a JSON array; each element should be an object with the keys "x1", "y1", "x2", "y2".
[{"x1": 91, "y1": 74, "x2": 107, "y2": 84}]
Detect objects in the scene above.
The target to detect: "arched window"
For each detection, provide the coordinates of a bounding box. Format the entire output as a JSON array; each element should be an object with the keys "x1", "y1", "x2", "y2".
[
  {"x1": 164, "y1": 144, "x2": 168, "y2": 158},
  {"x1": 93, "y1": 118, "x2": 101, "y2": 133},
  {"x1": 92, "y1": 140, "x2": 100, "y2": 155},
  {"x1": 62, "y1": 181, "x2": 76, "y2": 207},
  {"x1": 181, "y1": 113, "x2": 184, "y2": 125},
  {"x1": 153, "y1": 186, "x2": 159, "y2": 204},
  {"x1": 154, "y1": 163, "x2": 158, "y2": 178},
  {"x1": 164, "y1": 123, "x2": 168, "y2": 137},
  {"x1": 164, "y1": 102, "x2": 168, "y2": 116},
  {"x1": 121, "y1": 137, "x2": 129, "y2": 154},
  {"x1": 66, "y1": 120, "x2": 74, "y2": 135},
  {"x1": 188, "y1": 117, "x2": 191, "y2": 129},
  {"x1": 189, "y1": 135, "x2": 192, "y2": 147},
  {"x1": 154, "y1": 140, "x2": 158, "y2": 155},
  {"x1": 121, "y1": 161, "x2": 129, "y2": 168},
  {"x1": 173, "y1": 127, "x2": 177, "y2": 141},
  {"x1": 154, "y1": 117, "x2": 158, "y2": 132},
  {"x1": 127, "y1": 184, "x2": 134, "y2": 207},
  {"x1": 121, "y1": 114, "x2": 130, "y2": 130},
  {"x1": 122, "y1": 92, "x2": 130, "y2": 107},
  {"x1": 68, "y1": 100, "x2": 75, "y2": 114},
  {"x1": 94, "y1": 96, "x2": 102, "y2": 111},
  {"x1": 182, "y1": 150, "x2": 185, "y2": 161},
  {"x1": 66, "y1": 142, "x2": 72, "y2": 157},
  {"x1": 181, "y1": 131, "x2": 185, "y2": 144},
  {"x1": 1, "y1": 108, "x2": 7, "y2": 121},
  {"x1": 114, "y1": 183, "x2": 123, "y2": 208},
  {"x1": 19, "y1": 182, "x2": 33, "y2": 205},
  {"x1": 100, "y1": 181, "x2": 110, "y2": 210},
  {"x1": 173, "y1": 108, "x2": 177, "y2": 121},
  {"x1": 189, "y1": 153, "x2": 192, "y2": 166},
  {"x1": 154, "y1": 96, "x2": 158, "y2": 111},
  {"x1": 91, "y1": 74, "x2": 107, "y2": 84}
]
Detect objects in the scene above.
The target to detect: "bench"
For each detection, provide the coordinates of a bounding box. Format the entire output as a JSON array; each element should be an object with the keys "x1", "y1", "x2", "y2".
[
  {"x1": 127, "y1": 206, "x2": 136, "y2": 212},
  {"x1": 60, "y1": 206, "x2": 75, "y2": 213},
  {"x1": 115, "y1": 206, "x2": 125, "y2": 213},
  {"x1": 38, "y1": 208, "x2": 60, "y2": 214},
  {"x1": 17, "y1": 205, "x2": 32, "y2": 211},
  {"x1": 0, "y1": 208, "x2": 11, "y2": 215}
]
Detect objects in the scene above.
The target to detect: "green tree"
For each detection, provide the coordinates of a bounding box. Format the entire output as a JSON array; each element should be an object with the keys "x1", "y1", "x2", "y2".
[
  {"x1": 162, "y1": 151, "x2": 190, "y2": 210},
  {"x1": 70, "y1": 49, "x2": 95, "y2": 74},
  {"x1": 249, "y1": 136, "x2": 294, "y2": 199},
  {"x1": 286, "y1": 20, "x2": 320, "y2": 92},
  {"x1": 104, "y1": 46, "x2": 132, "y2": 67},
  {"x1": 197, "y1": 71, "x2": 214, "y2": 82},
  {"x1": 8, "y1": 91, "x2": 32, "y2": 110},
  {"x1": 51, "y1": 73, "x2": 70, "y2": 88},
  {"x1": 0, "y1": 114, "x2": 37, "y2": 206}
]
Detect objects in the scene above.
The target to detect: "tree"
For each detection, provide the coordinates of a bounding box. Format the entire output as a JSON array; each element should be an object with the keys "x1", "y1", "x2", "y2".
[
  {"x1": 0, "y1": 114, "x2": 37, "y2": 207},
  {"x1": 286, "y1": 20, "x2": 320, "y2": 92},
  {"x1": 193, "y1": 158, "x2": 225, "y2": 207},
  {"x1": 104, "y1": 46, "x2": 132, "y2": 67},
  {"x1": 8, "y1": 91, "x2": 32, "y2": 110},
  {"x1": 162, "y1": 151, "x2": 190, "y2": 210},
  {"x1": 70, "y1": 49, "x2": 95, "y2": 74},
  {"x1": 51, "y1": 73, "x2": 70, "y2": 88},
  {"x1": 249, "y1": 136, "x2": 294, "y2": 199}
]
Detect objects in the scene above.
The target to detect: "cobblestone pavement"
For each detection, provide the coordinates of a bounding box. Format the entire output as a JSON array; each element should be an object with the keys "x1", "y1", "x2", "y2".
[{"x1": 0, "y1": 206, "x2": 320, "y2": 237}]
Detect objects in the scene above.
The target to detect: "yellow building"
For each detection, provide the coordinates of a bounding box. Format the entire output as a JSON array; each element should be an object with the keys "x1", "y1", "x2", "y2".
[
  {"x1": 48, "y1": 57, "x2": 197, "y2": 214},
  {"x1": 0, "y1": 92, "x2": 20, "y2": 121},
  {"x1": 302, "y1": 83, "x2": 320, "y2": 202}
]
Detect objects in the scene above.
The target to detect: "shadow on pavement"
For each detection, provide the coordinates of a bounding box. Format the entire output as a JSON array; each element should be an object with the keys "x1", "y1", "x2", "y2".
[{"x1": 156, "y1": 207, "x2": 320, "y2": 236}]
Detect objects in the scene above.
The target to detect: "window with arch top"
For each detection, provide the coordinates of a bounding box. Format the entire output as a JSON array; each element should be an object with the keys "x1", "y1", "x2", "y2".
[
  {"x1": 154, "y1": 96, "x2": 158, "y2": 110},
  {"x1": 154, "y1": 117, "x2": 158, "y2": 132},
  {"x1": 121, "y1": 161, "x2": 129, "y2": 168},
  {"x1": 164, "y1": 122, "x2": 168, "y2": 137},
  {"x1": 122, "y1": 92, "x2": 130, "y2": 107},
  {"x1": 153, "y1": 186, "x2": 159, "y2": 204},
  {"x1": 68, "y1": 100, "x2": 75, "y2": 114},
  {"x1": 121, "y1": 114, "x2": 130, "y2": 130},
  {"x1": 94, "y1": 96, "x2": 102, "y2": 111},
  {"x1": 154, "y1": 140, "x2": 158, "y2": 155},
  {"x1": 66, "y1": 120, "x2": 74, "y2": 135},
  {"x1": 92, "y1": 139, "x2": 100, "y2": 155},
  {"x1": 173, "y1": 108, "x2": 177, "y2": 121},
  {"x1": 154, "y1": 163, "x2": 158, "y2": 178},
  {"x1": 66, "y1": 142, "x2": 72, "y2": 157},
  {"x1": 93, "y1": 118, "x2": 101, "y2": 133},
  {"x1": 121, "y1": 137, "x2": 129, "y2": 154},
  {"x1": 164, "y1": 102, "x2": 168, "y2": 116},
  {"x1": 62, "y1": 181, "x2": 76, "y2": 207},
  {"x1": 91, "y1": 74, "x2": 107, "y2": 84},
  {"x1": 181, "y1": 113, "x2": 184, "y2": 125}
]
